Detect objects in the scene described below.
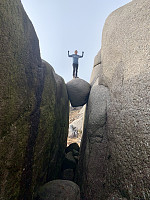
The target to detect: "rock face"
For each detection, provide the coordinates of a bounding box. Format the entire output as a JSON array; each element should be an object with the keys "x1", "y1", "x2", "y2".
[
  {"x1": 36, "y1": 180, "x2": 80, "y2": 200},
  {"x1": 67, "y1": 78, "x2": 91, "y2": 107},
  {"x1": 78, "y1": 0, "x2": 150, "y2": 199},
  {"x1": 78, "y1": 85, "x2": 110, "y2": 200},
  {"x1": 0, "y1": 1, "x2": 69, "y2": 200}
]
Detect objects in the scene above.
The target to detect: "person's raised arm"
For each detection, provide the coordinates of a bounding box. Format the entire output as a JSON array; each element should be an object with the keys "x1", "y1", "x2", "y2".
[
  {"x1": 78, "y1": 51, "x2": 84, "y2": 58},
  {"x1": 68, "y1": 51, "x2": 73, "y2": 57}
]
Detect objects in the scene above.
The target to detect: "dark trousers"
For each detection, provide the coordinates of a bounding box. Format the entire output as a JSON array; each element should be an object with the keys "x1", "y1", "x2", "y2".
[{"x1": 73, "y1": 63, "x2": 78, "y2": 77}]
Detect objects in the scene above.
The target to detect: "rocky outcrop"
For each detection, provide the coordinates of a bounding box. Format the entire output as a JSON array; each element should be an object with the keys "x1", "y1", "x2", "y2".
[
  {"x1": 0, "y1": 1, "x2": 69, "y2": 200},
  {"x1": 78, "y1": 0, "x2": 150, "y2": 199},
  {"x1": 36, "y1": 180, "x2": 80, "y2": 200},
  {"x1": 67, "y1": 78, "x2": 91, "y2": 107}
]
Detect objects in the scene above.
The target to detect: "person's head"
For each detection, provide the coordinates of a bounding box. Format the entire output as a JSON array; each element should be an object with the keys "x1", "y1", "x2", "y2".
[{"x1": 75, "y1": 50, "x2": 78, "y2": 55}]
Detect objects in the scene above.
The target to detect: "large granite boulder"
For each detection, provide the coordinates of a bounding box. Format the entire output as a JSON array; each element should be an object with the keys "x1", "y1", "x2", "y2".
[
  {"x1": 0, "y1": 1, "x2": 69, "y2": 199},
  {"x1": 66, "y1": 78, "x2": 91, "y2": 107},
  {"x1": 78, "y1": 0, "x2": 150, "y2": 199},
  {"x1": 36, "y1": 180, "x2": 80, "y2": 200},
  {"x1": 78, "y1": 85, "x2": 110, "y2": 200}
]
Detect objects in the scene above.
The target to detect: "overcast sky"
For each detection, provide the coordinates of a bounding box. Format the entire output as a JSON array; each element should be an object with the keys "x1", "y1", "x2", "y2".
[{"x1": 21, "y1": 0, "x2": 131, "y2": 83}]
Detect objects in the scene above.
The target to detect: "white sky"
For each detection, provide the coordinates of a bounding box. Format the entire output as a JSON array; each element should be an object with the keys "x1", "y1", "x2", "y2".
[{"x1": 21, "y1": 0, "x2": 131, "y2": 82}]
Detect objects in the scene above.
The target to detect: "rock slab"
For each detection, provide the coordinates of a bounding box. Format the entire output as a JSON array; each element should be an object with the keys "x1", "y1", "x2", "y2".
[
  {"x1": 0, "y1": 1, "x2": 69, "y2": 199},
  {"x1": 67, "y1": 78, "x2": 91, "y2": 107}
]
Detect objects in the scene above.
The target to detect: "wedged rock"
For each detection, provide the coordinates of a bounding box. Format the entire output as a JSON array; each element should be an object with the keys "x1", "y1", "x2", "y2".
[
  {"x1": 36, "y1": 180, "x2": 80, "y2": 200},
  {"x1": 66, "y1": 78, "x2": 91, "y2": 107},
  {"x1": 65, "y1": 143, "x2": 80, "y2": 154}
]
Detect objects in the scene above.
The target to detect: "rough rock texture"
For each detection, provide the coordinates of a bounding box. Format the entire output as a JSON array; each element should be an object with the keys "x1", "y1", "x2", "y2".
[
  {"x1": 32, "y1": 61, "x2": 69, "y2": 196},
  {"x1": 78, "y1": 0, "x2": 150, "y2": 199},
  {"x1": 36, "y1": 180, "x2": 80, "y2": 200},
  {"x1": 78, "y1": 85, "x2": 110, "y2": 200},
  {"x1": 0, "y1": 1, "x2": 69, "y2": 200},
  {"x1": 90, "y1": 50, "x2": 107, "y2": 87},
  {"x1": 67, "y1": 78, "x2": 91, "y2": 107}
]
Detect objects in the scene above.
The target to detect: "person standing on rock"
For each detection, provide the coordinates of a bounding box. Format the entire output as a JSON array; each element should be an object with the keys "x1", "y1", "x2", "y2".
[{"x1": 68, "y1": 50, "x2": 84, "y2": 78}]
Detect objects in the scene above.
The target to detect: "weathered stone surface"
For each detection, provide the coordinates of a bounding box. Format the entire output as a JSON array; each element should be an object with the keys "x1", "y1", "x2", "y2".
[
  {"x1": 0, "y1": 1, "x2": 69, "y2": 199},
  {"x1": 93, "y1": 50, "x2": 101, "y2": 67},
  {"x1": 78, "y1": 85, "x2": 110, "y2": 200},
  {"x1": 90, "y1": 51, "x2": 108, "y2": 87},
  {"x1": 79, "y1": 0, "x2": 150, "y2": 199},
  {"x1": 36, "y1": 180, "x2": 80, "y2": 200},
  {"x1": 66, "y1": 78, "x2": 91, "y2": 107},
  {"x1": 32, "y1": 60, "x2": 69, "y2": 191}
]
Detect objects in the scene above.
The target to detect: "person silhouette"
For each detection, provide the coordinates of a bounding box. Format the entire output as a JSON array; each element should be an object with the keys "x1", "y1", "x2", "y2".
[{"x1": 68, "y1": 50, "x2": 84, "y2": 78}]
